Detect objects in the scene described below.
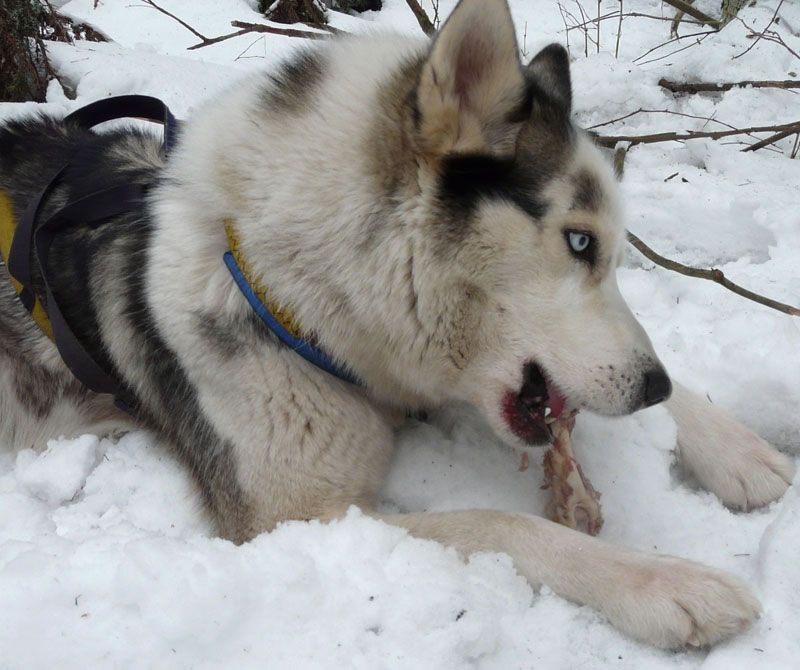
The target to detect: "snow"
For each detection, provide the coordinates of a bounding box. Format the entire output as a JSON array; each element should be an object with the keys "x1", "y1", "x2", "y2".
[{"x1": 1, "y1": 0, "x2": 799, "y2": 667}]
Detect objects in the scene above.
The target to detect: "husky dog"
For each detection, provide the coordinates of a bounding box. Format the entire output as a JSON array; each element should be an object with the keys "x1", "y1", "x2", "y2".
[{"x1": 0, "y1": 0, "x2": 795, "y2": 649}]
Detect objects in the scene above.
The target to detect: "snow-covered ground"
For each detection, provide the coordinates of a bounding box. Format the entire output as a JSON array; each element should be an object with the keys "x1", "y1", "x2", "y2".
[{"x1": 1, "y1": 0, "x2": 799, "y2": 667}]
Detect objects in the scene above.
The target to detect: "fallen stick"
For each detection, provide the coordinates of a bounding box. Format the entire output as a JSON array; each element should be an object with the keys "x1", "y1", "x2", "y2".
[
  {"x1": 593, "y1": 120, "x2": 800, "y2": 148},
  {"x1": 188, "y1": 21, "x2": 331, "y2": 50},
  {"x1": 230, "y1": 20, "x2": 333, "y2": 38},
  {"x1": 659, "y1": 78, "x2": 800, "y2": 93},
  {"x1": 626, "y1": 232, "x2": 800, "y2": 317},
  {"x1": 743, "y1": 128, "x2": 799, "y2": 152}
]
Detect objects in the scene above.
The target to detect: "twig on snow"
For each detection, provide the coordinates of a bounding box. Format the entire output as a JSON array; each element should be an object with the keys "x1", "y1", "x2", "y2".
[
  {"x1": 588, "y1": 108, "x2": 791, "y2": 151},
  {"x1": 742, "y1": 128, "x2": 800, "y2": 152},
  {"x1": 593, "y1": 120, "x2": 800, "y2": 148},
  {"x1": 632, "y1": 29, "x2": 716, "y2": 64},
  {"x1": 137, "y1": 0, "x2": 333, "y2": 51},
  {"x1": 626, "y1": 232, "x2": 800, "y2": 317},
  {"x1": 187, "y1": 21, "x2": 332, "y2": 50},
  {"x1": 659, "y1": 78, "x2": 800, "y2": 93},
  {"x1": 733, "y1": 0, "x2": 785, "y2": 60},
  {"x1": 589, "y1": 108, "x2": 736, "y2": 133},
  {"x1": 736, "y1": 13, "x2": 800, "y2": 62}
]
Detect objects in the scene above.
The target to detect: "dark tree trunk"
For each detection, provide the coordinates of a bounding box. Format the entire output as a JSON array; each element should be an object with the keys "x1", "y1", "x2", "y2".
[
  {"x1": 329, "y1": 0, "x2": 382, "y2": 11},
  {"x1": 260, "y1": 0, "x2": 328, "y2": 24}
]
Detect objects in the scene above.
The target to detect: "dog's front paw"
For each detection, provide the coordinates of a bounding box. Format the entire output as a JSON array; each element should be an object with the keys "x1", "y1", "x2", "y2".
[
  {"x1": 605, "y1": 555, "x2": 761, "y2": 649},
  {"x1": 676, "y1": 414, "x2": 795, "y2": 510},
  {"x1": 669, "y1": 382, "x2": 796, "y2": 509}
]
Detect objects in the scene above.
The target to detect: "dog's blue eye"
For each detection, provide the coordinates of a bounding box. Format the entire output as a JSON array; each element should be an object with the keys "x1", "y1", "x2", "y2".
[
  {"x1": 568, "y1": 232, "x2": 591, "y2": 254},
  {"x1": 565, "y1": 230, "x2": 597, "y2": 266}
]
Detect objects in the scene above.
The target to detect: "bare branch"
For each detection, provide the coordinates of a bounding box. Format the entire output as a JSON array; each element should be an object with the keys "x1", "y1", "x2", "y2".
[
  {"x1": 626, "y1": 232, "x2": 800, "y2": 317},
  {"x1": 431, "y1": 0, "x2": 441, "y2": 30},
  {"x1": 733, "y1": 0, "x2": 785, "y2": 60},
  {"x1": 187, "y1": 20, "x2": 331, "y2": 50},
  {"x1": 661, "y1": 0, "x2": 719, "y2": 29},
  {"x1": 140, "y1": 0, "x2": 208, "y2": 41},
  {"x1": 743, "y1": 128, "x2": 799, "y2": 152},
  {"x1": 588, "y1": 108, "x2": 744, "y2": 134},
  {"x1": 660, "y1": 78, "x2": 800, "y2": 93},
  {"x1": 596, "y1": 0, "x2": 600, "y2": 54},
  {"x1": 760, "y1": 33, "x2": 800, "y2": 61},
  {"x1": 405, "y1": 0, "x2": 436, "y2": 36},
  {"x1": 593, "y1": 120, "x2": 800, "y2": 147},
  {"x1": 637, "y1": 32, "x2": 713, "y2": 65},
  {"x1": 633, "y1": 29, "x2": 715, "y2": 63},
  {"x1": 230, "y1": 20, "x2": 330, "y2": 39},
  {"x1": 568, "y1": 10, "x2": 702, "y2": 32},
  {"x1": 186, "y1": 28, "x2": 248, "y2": 50},
  {"x1": 575, "y1": 0, "x2": 591, "y2": 57}
]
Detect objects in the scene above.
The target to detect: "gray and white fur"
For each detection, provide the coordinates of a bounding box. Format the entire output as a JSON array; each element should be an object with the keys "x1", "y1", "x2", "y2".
[{"x1": 0, "y1": 0, "x2": 794, "y2": 649}]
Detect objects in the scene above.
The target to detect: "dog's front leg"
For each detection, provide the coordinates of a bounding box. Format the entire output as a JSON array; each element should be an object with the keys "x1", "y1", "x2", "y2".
[
  {"x1": 368, "y1": 510, "x2": 760, "y2": 648},
  {"x1": 667, "y1": 381, "x2": 796, "y2": 509},
  {"x1": 372, "y1": 509, "x2": 759, "y2": 649}
]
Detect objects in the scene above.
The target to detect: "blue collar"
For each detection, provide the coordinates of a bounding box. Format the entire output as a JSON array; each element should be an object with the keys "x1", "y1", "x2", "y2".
[{"x1": 222, "y1": 224, "x2": 359, "y2": 385}]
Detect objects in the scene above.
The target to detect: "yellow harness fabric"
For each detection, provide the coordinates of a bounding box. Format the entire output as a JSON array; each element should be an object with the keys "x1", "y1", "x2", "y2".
[
  {"x1": 223, "y1": 217, "x2": 304, "y2": 339},
  {"x1": 0, "y1": 190, "x2": 55, "y2": 340},
  {"x1": 0, "y1": 199, "x2": 300, "y2": 346}
]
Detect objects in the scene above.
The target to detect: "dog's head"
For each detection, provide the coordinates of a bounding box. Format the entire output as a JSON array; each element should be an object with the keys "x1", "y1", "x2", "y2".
[{"x1": 385, "y1": 0, "x2": 670, "y2": 445}]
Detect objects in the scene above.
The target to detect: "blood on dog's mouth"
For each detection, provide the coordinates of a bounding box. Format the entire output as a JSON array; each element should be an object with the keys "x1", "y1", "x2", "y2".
[{"x1": 502, "y1": 362, "x2": 568, "y2": 445}]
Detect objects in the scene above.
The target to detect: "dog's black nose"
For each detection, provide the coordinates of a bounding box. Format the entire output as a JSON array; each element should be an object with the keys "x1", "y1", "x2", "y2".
[{"x1": 643, "y1": 369, "x2": 672, "y2": 407}]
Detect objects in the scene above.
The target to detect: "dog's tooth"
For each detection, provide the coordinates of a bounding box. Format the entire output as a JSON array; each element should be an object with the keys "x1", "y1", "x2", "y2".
[{"x1": 544, "y1": 407, "x2": 552, "y2": 417}]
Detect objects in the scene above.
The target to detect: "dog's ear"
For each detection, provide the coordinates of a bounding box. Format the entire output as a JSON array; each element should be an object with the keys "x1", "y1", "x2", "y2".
[
  {"x1": 526, "y1": 43, "x2": 572, "y2": 114},
  {"x1": 416, "y1": 0, "x2": 525, "y2": 158}
]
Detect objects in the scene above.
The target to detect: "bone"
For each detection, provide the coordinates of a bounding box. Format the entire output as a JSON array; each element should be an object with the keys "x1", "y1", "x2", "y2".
[{"x1": 541, "y1": 412, "x2": 603, "y2": 536}]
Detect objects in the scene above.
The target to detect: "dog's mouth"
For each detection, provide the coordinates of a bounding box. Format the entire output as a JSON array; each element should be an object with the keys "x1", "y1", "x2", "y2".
[{"x1": 501, "y1": 361, "x2": 568, "y2": 445}]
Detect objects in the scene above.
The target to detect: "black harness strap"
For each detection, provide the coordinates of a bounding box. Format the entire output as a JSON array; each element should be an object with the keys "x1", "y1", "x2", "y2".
[
  {"x1": 6, "y1": 95, "x2": 180, "y2": 408},
  {"x1": 65, "y1": 95, "x2": 180, "y2": 148}
]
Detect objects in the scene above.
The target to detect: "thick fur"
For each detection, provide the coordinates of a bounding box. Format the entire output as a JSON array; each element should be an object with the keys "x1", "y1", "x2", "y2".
[{"x1": 0, "y1": 0, "x2": 794, "y2": 649}]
